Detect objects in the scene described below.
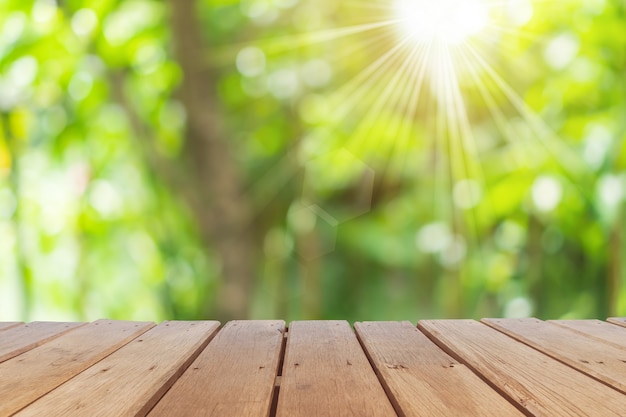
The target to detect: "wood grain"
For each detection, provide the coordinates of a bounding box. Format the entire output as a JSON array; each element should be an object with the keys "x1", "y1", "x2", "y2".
[
  {"x1": 148, "y1": 320, "x2": 284, "y2": 417},
  {"x1": 483, "y1": 318, "x2": 626, "y2": 394},
  {"x1": 549, "y1": 319, "x2": 626, "y2": 350},
  {"x1": 0, "y1": 319, "x2": 153, "y2": 415},
  {"x1": 355, "y1": 321, "x2": 523, "y2": 416},
  {"x1": 276, "y1": 321, "x2": 396, "y2": 417},
  {"x1": 607, "y1": 317, "x2": 626, "y2": 328},
  {"x1": 0, "y1": 322, "x2": 84, "y2": 363},
  {"x1": 0, "y1": 322, "x2": 21, "y2": 332},
  {"x1": 419, "y1": 319, "x2": 626, "y2": 416},
  {"x1": 16, "y1": 321, "x2": 219, "y2": 417}
]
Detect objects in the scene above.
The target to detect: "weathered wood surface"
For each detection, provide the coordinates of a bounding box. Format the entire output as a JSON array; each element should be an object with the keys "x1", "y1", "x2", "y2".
[
  {"x1": 17, "y1": 321, "x2": 219, "y2": 417},
  {"x1": 483, "y1": 318, "x2": 626, "y2": 394},
  {"x1": 276, "y1": 321, "x2": 396, "y2": 417},
  {"x1": 149, "y1": 320, "x2": 284, "y2": 417},
  {"x1": 0, "y1": 320, "x2": 153, "y2": 416},
  {"x1": 419, "y1": 319, "x2": 626, "y2": 416},
  {"x1": 0, "y1": 322, "x2": 83, "y2": 364},
  {"x1": 354, "y1": 321, "x2": 523, "y2": 416},
  {"x1": 608, "y1": 317, "x2": 626, "y2": 328},
  {"x1": 549, "y1": 319, "x2": 626, "y2": 350},
  {"x1": 0, "y1": 322, "x2": 21, "y2": 332},
  {"x1": 0, "y1": 317, "x2": 624, "y2": 417}
]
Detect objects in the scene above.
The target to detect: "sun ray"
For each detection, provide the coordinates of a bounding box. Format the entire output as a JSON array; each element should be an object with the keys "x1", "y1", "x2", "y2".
[
  {"x1": 326, "y1": 34, "x2": 415, "y2": 125},
  {"x1": 298, "y1": 35, "x2": 425, "y2": 206},
  {"x1": 323, "y1": 40, "x2": 426, "y2": 194},
  {"x1": 211, "y1": 17, "x2": 403, "y2": 67},
  {"x1": 358, "y1": 39, "x2": 433, "y2": 186},
  {"x1": 444, "y1": 47, "x2": 490, "y2": 248},
  {"x1": 381, "y1": 40, "x2": 434, "y2": 183},
  {"x1": 252, "y1": 19, "x2": 402, "y2": 55},
  {"x1": 432, "y1": 42, "x2": 455, "y2": 225},
  {"x1": 456, "y1": 45, "x2": 530, "y2": 167},
  {"x1": 325, "y1": 27, "x2": 398, "y2": 68},
  {"x1": 344, "y1": 40, "x2": 430, "y2": 155},
  {"x1": 464, "y1": 41, "x2": 589, "y2": 179},
  {"x1": 229, "y1": 0, "x2": 595, "y2": 244},
  {"x1": 340, "y1": 1, "x2": 399, "y2": 11},
  {"x1": 443, "y1": 49, "x2": 470, "y2": 236}
]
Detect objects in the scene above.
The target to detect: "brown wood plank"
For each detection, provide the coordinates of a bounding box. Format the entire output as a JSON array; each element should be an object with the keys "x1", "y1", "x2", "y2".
[
  {"x1": 16, "y1": 321, "x2": 220, "y2": 417},
  {"x1": 0, "y1": 322, "x2": 85, "y2": 363},
  {"x1": 607, "y1": 317, "x2": 626, "y2": 328},
  {"x1": 355, "y1": 321, "x2": 523, "y2": 416},
  {"x1": 483, "y1": 318, "x2": 626, "y2": 394},
  {"x1": 276, "y1": 321, "x2": 396, "y2": 417},
  {"x1": 0, "y1": 322, "x2": 21, "y2": 332},
  {"x1": 419, "y1": 319, "x2": 626, "y2": 416},
  {"x1": 549, "y1": 319, "x2": 626, "y2": 350},
  {"x1": 148, "y1": 320, "x2": 284, "y2": 417},
  {"x1": 0, "y1": 319, "x2": 153, "y2": 415}
]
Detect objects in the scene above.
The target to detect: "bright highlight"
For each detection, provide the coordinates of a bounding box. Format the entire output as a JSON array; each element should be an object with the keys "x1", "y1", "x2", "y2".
[{"x1": 393, "y1": 0, "x2": 490, "y2": 44}]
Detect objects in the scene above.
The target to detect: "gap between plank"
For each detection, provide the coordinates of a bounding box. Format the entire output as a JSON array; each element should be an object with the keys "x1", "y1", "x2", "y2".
[
  {"x1": 142, "y1": 321, "x2": 223, "y2": 416},
  {"x1": 481, "y1": 319, "x2": 626, "y2": 396},
  {"x1": 416, "y1": 322, "x2": 534, "y2": 417},
  {"x1": 354, "y1": 325, "x2": 403, "y2": 417},
  {"x1": 269, "y1": 326, "x2": 288, "y2": 417}
]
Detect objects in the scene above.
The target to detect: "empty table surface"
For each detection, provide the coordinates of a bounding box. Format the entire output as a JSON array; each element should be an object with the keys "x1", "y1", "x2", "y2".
[{"x1": 0, "y1": 318, "x2": 625, "y2": 416}]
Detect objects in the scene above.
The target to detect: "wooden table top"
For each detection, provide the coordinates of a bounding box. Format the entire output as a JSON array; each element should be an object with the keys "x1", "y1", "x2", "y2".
[{"x1": 0, "y1": 318, "x2": 625, "y2": 416}]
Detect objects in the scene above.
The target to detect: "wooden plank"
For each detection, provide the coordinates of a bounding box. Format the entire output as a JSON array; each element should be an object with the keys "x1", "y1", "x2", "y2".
[
  {"x1": 16, "y1": 321, "x2": 220, "y2": 417},
  {"x1": 419, "y1": 319, "x2": 626, "y2": 416},
  {"x1": 0, "y1": 322, "x2": 21, "y2": 332},
  {"x1": 148, "y1": 320, "x2": 284, "y2": 417},
  {"x1": 0, "y1": 322, "x2": 85, "y2": 363},
  {"x1": 276, "y1": 321, "x2": 396, "y2": 417},
  {"x1": 355, "y1": 321, "x2": 523, "y2": 416},
  {"x1": 607, "y1": 317, "x2": 626, "y2": 328},
  {"x1": 0, "y1": 319, "x2": 153, "y2": 415},
  {"x1": 483, "y1": 318, "x2": 626, "y2": 394},
  {"x1": 549, "y1": 319, "x2": 626, "y2": 350}
]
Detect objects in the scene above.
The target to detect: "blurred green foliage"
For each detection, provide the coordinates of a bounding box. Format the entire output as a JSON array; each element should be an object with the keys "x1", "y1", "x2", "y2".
[{"x1": 0, "y1": 0, "x2": 625, "y2": 322}]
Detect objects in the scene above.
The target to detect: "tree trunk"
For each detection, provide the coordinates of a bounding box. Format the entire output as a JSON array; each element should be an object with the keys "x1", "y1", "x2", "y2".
[{"x1": 168, "y1": 0, "x2": 257, "y2": 320}]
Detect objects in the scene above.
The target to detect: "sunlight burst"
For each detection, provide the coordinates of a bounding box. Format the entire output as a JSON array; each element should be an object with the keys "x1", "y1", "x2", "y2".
[
  {"x1": 393, "y1": 0, "x2": 490, "y2": 45},
  {"x1": 231, "y1": 0, "x2": 585, "y2": 239}
]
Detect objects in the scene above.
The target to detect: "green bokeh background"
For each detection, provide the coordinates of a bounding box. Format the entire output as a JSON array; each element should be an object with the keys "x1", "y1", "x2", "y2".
[{"x1": 0, "y1": 0, "x2": 625, "y2": 322}]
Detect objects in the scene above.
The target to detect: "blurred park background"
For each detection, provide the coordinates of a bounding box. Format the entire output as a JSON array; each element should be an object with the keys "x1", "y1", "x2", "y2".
[{"x1": 0, "y1": 0, "x2": 625, "y2": 322}]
